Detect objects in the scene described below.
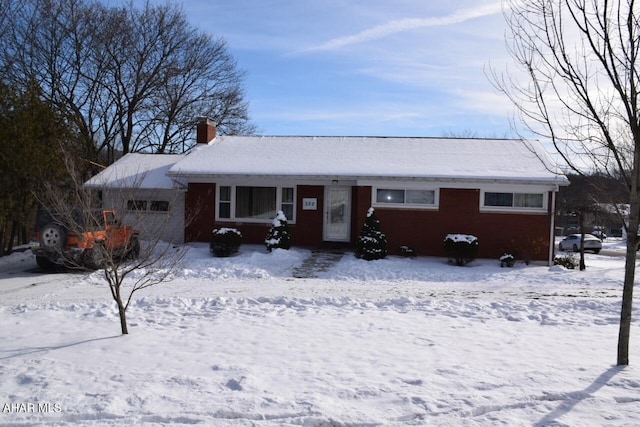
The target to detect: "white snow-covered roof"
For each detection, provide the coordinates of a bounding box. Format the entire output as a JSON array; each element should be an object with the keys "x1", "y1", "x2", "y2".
[
  {"x1": 85, "y1": 153, "x2": 185, "y2": 189},
  {"x1": 168, "y1": 136, "x2": 568, "y2": 184}
]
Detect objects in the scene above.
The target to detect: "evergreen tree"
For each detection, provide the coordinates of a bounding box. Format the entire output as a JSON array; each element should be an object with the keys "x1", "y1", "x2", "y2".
[
  {"x1": 265, "y1": 211, "x2": 292, "y2": 251},
  {"x1": 0, "y1": 81, "x2": 73, "y2": 255},
  {"x1": 355, "y1": 207, "x2": 388, "y2": 261}
]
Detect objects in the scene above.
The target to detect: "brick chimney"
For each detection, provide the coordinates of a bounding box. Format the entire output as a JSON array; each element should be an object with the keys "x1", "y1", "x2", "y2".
[{"x1": 196, "y1": 117, "x2": 217, "y2": 144}]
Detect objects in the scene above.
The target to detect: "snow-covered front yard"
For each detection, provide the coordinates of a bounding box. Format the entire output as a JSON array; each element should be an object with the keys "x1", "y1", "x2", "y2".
[{"x1": 1, "y1": 240, "x2": 639, "y2": 426}]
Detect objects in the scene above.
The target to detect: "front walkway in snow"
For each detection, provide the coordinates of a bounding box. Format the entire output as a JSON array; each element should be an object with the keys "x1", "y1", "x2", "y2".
[{"x1": 292, "y1": 250, "x2": 345, "y2": 278}]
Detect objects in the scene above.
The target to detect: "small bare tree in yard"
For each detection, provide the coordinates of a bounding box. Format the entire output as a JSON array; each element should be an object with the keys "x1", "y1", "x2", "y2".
[
  {"x1": 34, "y1": 156, "x2": 186, "y2": 335},
  {"x1": 493, "y1": 0, "x2": 640, "y2": 365}
]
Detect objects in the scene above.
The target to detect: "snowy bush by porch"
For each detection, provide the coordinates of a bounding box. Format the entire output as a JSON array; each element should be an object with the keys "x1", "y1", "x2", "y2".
[
  {"x1": 210, "y1": 228, "x2": 242, "y2": 257},
  {"x1": 265, "y1": 211, "x2": 292, "y2": 252},
  {"x1": 355, "y1": 207, "x2": 388, "y2": 261},
  {"x1": 444, "y1": 234, "x2": 479, "y2": 266},
  {"x1": 499, "y1": 253, "x2": 515, "y2": 267},
  {"x1": 400, "y1": 245, "x2": 417, "y2": 258}
]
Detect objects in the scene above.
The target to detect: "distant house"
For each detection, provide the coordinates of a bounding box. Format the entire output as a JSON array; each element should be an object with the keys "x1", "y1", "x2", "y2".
[
  {"x1": 87, "y1": 118, "x2": 569, "y2": 263},
  {"x1": 556, "y1": 173, "x2": 630, "y2": 237}
]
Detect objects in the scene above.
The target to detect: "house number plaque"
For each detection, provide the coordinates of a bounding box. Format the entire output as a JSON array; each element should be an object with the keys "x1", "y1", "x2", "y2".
[{"x1": 303, "y1": 198, "x2": 317, "y2": 210}]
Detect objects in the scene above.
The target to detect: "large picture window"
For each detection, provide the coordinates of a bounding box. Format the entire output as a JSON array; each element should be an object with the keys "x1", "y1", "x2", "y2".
[
  {"x1": 373, "y1": 188, "x2": 437, "y2": 208},
  {"x1": 236, "y1": 186, "x2": 276, "y2": 220},
  {"x1": 218, "y1": 185, "x2": 296, "y2": 222},
  {"x1": 482, "y1": 191, "x2": 545, "y2": 211}
]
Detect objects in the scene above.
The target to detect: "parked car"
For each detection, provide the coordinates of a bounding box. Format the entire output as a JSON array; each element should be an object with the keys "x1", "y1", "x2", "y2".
[
  {"x1": 591, "y1": 226, "x2": 607, "y2": 240},
  {"x1": 30, "y1": 208, "x2": 140, "y2": 270},
  {"x1": 558, "y1": 234, "x2": 602, "y2": 254}
]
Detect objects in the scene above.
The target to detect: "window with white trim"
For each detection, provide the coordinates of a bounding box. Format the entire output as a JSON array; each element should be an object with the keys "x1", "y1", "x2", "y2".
[
  {"x1": 482, "y1": 191, "x2": 545, "y2": 211},
  {"x1": 373, "y1": 188, "x2": 438, "y2": 208},
  {"x1": 281, "y1": 187, "x2": 294, "y2": 220},
  {"x1": 217, "y1": 185, "x2": 296, "y2": 222}
]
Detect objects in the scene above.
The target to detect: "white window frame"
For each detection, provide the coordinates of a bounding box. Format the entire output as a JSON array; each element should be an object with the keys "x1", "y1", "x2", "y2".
[
  {"x1": 371, "y1": 187, "x2": 439, "y2": 209},
  {"x1": 480, "y1": 189, "x2": 547, "y2": 213},
  {"x1": 216, "y1": 185, "x2": 296, "y2": 223}
]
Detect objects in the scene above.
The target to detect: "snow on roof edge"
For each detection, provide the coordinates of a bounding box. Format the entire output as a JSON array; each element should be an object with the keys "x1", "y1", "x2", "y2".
[{"x1": 85, "y1": 152, "x2": 185, "y2": 190}]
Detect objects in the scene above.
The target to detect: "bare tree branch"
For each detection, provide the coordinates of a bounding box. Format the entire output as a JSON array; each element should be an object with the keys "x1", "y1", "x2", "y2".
[{"x1": 494, "y1": 0, "x2": 640, "y2": 365}]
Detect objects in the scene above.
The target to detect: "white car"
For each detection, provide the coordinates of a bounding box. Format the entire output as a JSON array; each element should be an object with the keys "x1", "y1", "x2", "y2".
[{"x1": 558, "y1": 234, "x2": 602, "y2": 254}]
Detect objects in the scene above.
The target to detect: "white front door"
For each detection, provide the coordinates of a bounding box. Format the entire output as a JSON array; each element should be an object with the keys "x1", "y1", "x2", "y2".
[{"x1": 324, "y1": 187, "x2": 351, "y2": 242}]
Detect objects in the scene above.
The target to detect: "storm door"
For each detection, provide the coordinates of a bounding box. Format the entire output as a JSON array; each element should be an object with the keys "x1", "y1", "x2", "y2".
[{"x1": 323, "y1": 187, "x2": 351, "y2": 242}]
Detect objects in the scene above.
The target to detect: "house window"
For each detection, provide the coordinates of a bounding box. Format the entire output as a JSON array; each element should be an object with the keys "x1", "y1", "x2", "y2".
[
  {"x1": 127, "y1": 200, "x2": 147, "y2": 211},
  {"x1": 236, "y1": 186, "x2": 277, "y2": 220},
  {"x1": 217, "y1": 185, "x2": 296, "y2": 222},
  {"x1": 377, "y1": 189, "x2": 405, "y2": 204},
  {"x1": 127, "y1": 199, "x2": 170, "y2": 213},
  {"x1": 281, "y1": 187, "x2": 294, "y2": 220},
  {"x1": 374, "y1": 188, "x2": 437, "y2": 208},
  {"x1": 150, "y1": 201, "x2": 170, "y2": 212},
  {"x1": 219, "y1": 186, "x2": 231, "y2": 219},
  {"x1": 483, "y1": 191, "x2": 545, "y2": 210}
]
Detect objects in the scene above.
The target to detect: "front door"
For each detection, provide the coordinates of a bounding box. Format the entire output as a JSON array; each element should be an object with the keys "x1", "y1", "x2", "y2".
[{"x1": 324, "y1": 186, "x2": 351, "y2": 242}]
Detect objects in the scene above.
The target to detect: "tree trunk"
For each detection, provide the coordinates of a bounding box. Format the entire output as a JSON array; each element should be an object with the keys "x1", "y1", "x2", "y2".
[
  {"x1": 579, "y1": 214, "x2": 586, "y2": 271},
  {"x1": 618, "y1": 157, "x2": 640, "y2": 365},
  {"x1": 114, "y1": 285, "x2": 129, "y2": 335},
  {"x1": 21, "y1": 224, "x2": 27, "y2": 246},
  {"x1": 117, "y1": 300, "x2": 129, "y2": 335},
  {"x1": 6, "y1": 219, "x2": 17, "y2": 254},
  {"x1": 0, "y1": 220, "x2": 5, "y2": 256},
  {"x1": 619, "y1": 231, "x2": 637, "y2": 365}
]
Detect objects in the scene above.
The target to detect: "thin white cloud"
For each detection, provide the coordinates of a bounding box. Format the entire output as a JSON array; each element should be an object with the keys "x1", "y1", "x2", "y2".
[{"x1": 301, "y1": 2, "x2": 503, "y2": 53}]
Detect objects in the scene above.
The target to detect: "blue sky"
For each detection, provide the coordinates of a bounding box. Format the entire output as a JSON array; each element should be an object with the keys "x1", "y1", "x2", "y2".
[{"x1": 113, "y1": 1, "x2": 515, "y2": 138}]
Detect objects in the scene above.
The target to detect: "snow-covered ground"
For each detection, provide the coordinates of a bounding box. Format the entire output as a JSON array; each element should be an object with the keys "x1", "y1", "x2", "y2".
[{"x1": 1, "y1": 239, "x2": 639, "y2": 426}]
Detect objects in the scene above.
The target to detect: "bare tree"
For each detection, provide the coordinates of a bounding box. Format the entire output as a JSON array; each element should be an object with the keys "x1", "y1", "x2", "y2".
[
  {"x1": 0, "y1": 0, "x2": 253, "y2": 165},
  {"x1": 493, "y1": 0, "x2": 640, "y2": 365},
  {"x1": 34, "y1": 155, "x2": 186, "y2": 335},
  {"x1": 440, "y1": 129, "x2": 512, "y2": 139}
]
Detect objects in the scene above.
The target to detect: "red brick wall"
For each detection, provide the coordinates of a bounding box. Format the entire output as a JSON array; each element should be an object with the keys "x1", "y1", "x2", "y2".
[
  {"x1": 212, "y1": 222, "x2": 272, "y2": 244},
  {"x1": 352, "y1": 186, "x2": 372, "y2": 242},
  {"x1": 372, "y1": 188, "x2": 552, "y2": 261},
  {"x1": 185, "y1": 183, "x2": 554, "y2": 261}
]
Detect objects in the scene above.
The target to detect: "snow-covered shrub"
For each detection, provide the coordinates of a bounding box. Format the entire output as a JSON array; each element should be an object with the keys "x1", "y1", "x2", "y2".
[
  {"x1": 554, "y1": 253, "x2": 577, "y2": 269},
  {"x1": 355, "y1": 207, "x2": 388, "y2": 261},
  {"x1": 265, "y1": 211, "x2": 292, "y2": 252},
  {"x1": 210, "y1": 228, "x2": 242, "y2": 257},
  {"x1": 499, "y1": 253, "x2": 515, "y2": 268},
  {"x1": 400, "y1": 245, "x2": 417, "y2": 258},
  {"x1": 444, "y1": 234, "x2": 479, "y2": 266}
]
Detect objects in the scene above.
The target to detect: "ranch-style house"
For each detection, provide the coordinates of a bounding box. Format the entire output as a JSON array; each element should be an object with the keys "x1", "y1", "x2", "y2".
[{"x1": 86, "y1": 118, "x2": 569, "y2": 264}]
